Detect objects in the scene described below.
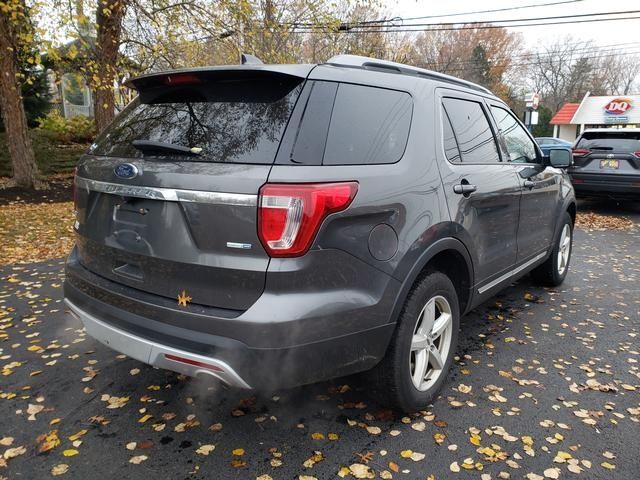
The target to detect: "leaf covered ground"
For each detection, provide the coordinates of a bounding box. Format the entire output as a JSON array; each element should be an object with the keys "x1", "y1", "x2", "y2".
[
  {"x1": 0, "y1": 200, "x2": 639, "y2": 479},
  {"x1": 0, "y1": 201, "x2": 74, "y2": 266}
]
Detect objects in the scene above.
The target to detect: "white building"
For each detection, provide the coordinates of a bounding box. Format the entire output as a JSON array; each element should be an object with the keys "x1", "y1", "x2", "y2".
[{"x1": 550, "y1": 93, "x2": 640, "y2": 142}]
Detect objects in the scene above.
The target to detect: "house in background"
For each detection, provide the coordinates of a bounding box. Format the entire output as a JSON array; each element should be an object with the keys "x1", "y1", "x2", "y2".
[
  {"x1": 47, "y1": 37, "x2": 135, "y2": 119},
  {"x1": 551, "y1": 92, "x2": 640, "y2": 142}
]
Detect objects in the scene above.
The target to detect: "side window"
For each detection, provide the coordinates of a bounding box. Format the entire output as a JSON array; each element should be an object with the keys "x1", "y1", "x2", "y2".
[
  {"x1": 490, "y1": 106, "x2": 539, "y2": 164},
  {"x1": 441, "y1": 109, "x2": 461, "y2": 163},
  {"x1": 323, "y1": 84, "x2": 412, "y2": 165},
  {"x1": 442, "y1": 97, "x2": 500, "y2": 163}
]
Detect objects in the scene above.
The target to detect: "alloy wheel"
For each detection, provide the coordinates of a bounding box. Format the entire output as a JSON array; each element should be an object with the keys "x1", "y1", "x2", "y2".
[
  {"x1": 410, "y1": 295, "x2": 454, "y2": 391},
  {"x1": 557, "y1": 224, "x2": 571, "y2": 276}
]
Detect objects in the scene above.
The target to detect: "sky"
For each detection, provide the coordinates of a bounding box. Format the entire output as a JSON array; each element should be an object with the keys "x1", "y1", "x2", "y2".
[{"x1": 384, "y1": 0, "x2": 640, "y2": 51}]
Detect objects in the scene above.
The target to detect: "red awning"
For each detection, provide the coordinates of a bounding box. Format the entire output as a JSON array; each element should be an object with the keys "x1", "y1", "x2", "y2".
[{"x1": 550, "y1": 103, "x2": 579, "y2": 125}]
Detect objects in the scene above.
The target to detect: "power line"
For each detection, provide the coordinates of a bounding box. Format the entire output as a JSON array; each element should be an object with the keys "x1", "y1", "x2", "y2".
[
  {"x1": 433, "y1": 49, "x2": 640, "y2": 74},
  {"x1": 419, "y1": 42, "x2": 640, "y2": 70},
  {"x1": 286, "y1": 0, "x2": 586, "y2": 27},
  {"x1": 291, "y1": 10, "x2": 640, "y2": 31},
  {"x1": 399, "y1": 0, "x2": 586, "y2": 22},
  {"x1": 293, "y1": 14, "x2": 640, "y2": 34}
]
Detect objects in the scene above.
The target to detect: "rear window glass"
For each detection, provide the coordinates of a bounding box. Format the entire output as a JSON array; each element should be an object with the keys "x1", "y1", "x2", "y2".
[
  {"x1": 322, "y1": 84, "x2": 412, "y2": 165},
  {"x1": 442, "y1": 97, "x2": 500, "y2": 163},
  {"x1": 576, "y1": 131, "x2": 640, "y2": 151},
  {"x1": 89, "y1": 77, "x2": 303, "y2": 164}
]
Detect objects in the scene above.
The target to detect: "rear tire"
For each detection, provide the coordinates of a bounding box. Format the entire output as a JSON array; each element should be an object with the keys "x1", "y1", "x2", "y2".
[
  {"x1": 371, "y1": 271, "x2": 460, "y2": 412},
  {"x1": 530, "y1": 212, "x2": 573, "y2": 286}
]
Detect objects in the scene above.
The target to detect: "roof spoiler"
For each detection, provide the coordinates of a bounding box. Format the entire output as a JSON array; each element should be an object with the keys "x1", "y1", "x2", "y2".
[{"x1": 124, "y1": 64, "x2": 313, "y2": 91}]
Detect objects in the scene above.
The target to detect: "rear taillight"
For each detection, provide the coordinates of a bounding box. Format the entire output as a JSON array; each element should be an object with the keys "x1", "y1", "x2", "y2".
[
  {"x1": 572, "y1": 148, "x2": 591, "y2": 157},
  {"x1": 258, "y1": 182, "x2": 358, "y2": 257},
  {"x1": 633, "y1": 152, "x2": 640, "y2": 158}
]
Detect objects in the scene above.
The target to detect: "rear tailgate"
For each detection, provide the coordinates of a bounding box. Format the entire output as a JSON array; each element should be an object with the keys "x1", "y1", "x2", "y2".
[
  {"x1": 571, "y1": 131, "x2": 640, "y2": 175},
  {"x1": 73, "y1": 67, "x2": 310, "y2": 311}
]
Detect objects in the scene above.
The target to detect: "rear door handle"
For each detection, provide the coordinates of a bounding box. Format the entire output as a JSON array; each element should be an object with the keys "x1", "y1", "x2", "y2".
[
  {"x1": 523, "y1": 180, "x2": 535, "y2": 189},
  {"x1": 453, "y1": 184, "x2": 477, "y2": 195}
]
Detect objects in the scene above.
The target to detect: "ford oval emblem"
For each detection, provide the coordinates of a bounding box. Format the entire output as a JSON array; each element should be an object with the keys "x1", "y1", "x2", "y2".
[{"x1": 114, "y1": 163, "x2": 139, "y2": 179}]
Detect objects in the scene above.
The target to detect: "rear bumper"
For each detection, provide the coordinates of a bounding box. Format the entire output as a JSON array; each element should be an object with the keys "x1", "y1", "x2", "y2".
[
  {"x1": 569, "y1": 172, "x2": 640, "y2": 196},
  {"x1": 66, "y1": 299, "x2": 252, "y2": 388},
  {"x1": 64, "y1": 248, "x2": 399, "y2": 388}
]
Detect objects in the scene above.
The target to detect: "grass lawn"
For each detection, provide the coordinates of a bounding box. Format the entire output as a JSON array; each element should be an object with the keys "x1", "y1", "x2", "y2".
[{"x1": 0, "y1": 130, "x2": 87, "y2": 177}]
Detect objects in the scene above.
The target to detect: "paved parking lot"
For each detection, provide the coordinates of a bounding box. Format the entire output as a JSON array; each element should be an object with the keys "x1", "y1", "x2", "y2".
[{"x1": 1, "y1": 200, "x2": 638, "y2": 480}]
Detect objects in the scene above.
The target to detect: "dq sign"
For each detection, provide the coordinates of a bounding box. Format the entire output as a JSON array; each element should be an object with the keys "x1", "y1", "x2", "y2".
[{"x1": 604, "y1": 97, "x2": 633, "y2": 115}]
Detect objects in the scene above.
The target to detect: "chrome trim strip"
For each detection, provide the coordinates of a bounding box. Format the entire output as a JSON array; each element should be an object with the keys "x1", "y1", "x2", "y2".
[
  {"x1": 76, "y1": 177, "x2": 257, "y2": 207},
  {"x1": 226, "y1": 242, "x2": 252, "y2": 250},
  {"x1": 477, "y1": 251, "x2": 547, "y2": 294},
  {"x1": 65, "y1": 299, "x2": 252, "y2": 389}
]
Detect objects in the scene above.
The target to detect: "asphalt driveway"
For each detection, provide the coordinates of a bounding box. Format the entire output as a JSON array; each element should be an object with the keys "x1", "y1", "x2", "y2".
[{"x1": 1, "y1": 199, "x2": 638, "y2": 480}]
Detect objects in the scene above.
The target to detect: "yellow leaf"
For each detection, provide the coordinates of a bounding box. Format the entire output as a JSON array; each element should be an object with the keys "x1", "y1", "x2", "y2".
[
  {"x1": 63, "y1": 449, "x2": 79, "y2": 457},
  {"x1": 311, "y1": 432, "x2": 325, "y2": 440},
  {"x1": 601, "y1": 462, "x2": 616, "y2": 470},
  {"x1": 400, "y1": 450, "x2": 413, "y2": 458},
  {"x1": 68, "y1": 430, "x2": 88, "y2": 442},
  {"x1": 138, "y1": 414, "x2": 152, "y2": 423},
  {"x1": 177, "y1": 290, "x2": 192, "y2": 307},
  {"x1": 470, "y1": 433, "x2": 482, "y2": 446},
  {"x1": 232, "y1": 448, "x2": 245, "y2": 456},
  {"x1": 328, "y1": 433, "x2": 339, "y2": 440}
]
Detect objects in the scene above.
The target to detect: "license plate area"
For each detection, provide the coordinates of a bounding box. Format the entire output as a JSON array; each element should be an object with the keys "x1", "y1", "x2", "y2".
[{"x1": 599, "y1": 159, "x2": 619, "y2": 169}]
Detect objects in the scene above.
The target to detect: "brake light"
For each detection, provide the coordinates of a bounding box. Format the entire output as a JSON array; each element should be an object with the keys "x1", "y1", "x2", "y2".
[
  {"x1": 572, "y1": 148, "x2": 591, "y2": 157},
  {"x1": 634, "y1": 152, "x2": 640, "y2": 158},
  {"x1": 163, "y1": 73, "x2": 201, "y2": 86},
  {"x1": 258, "y1": 182, "x2": 358, "y2": 257}
]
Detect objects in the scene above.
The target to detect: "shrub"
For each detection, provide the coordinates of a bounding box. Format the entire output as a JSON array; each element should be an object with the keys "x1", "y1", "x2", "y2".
[{"x1": 37, "y1": 111, "x2": 96, "y2": 144}]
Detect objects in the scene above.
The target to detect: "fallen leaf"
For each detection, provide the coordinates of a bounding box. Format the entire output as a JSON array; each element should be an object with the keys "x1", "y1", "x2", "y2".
[
  {"x1": 27, "y1": 403, "x2": 44, "y2": 420},
  {"x1": 62, "y1": 449, "x2": 79, "y2": 457},
  {"x1": 349, "y1": 463, "x2": 375, "y2": 479},
  {"x1": 51, "y1": 464, "x2": 69, "y2": 476},
  {"x1": 196, "y1": 444, "x2": 215, "y2": 455},
  {"x1": 129, "y1": 455, "x2": 148, "y2": 464}
]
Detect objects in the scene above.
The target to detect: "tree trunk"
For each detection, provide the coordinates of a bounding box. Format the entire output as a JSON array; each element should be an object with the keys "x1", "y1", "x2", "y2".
[
  {"x1": 0, "y1": 5, "x2": 40, "y2": 188},
  {"x1": 94, "y1": 0, "x2": 125, "y2": 133}
]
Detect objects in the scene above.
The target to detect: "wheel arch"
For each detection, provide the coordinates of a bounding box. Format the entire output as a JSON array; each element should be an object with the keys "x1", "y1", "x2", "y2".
[{"x1": 390, "y1": 237, "x2": 474, "y2": 326}]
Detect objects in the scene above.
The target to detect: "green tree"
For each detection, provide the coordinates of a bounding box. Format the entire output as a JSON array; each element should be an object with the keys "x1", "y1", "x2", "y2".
[{"x1": 532, "y1": 105, "x2": 553, "y2": 137}]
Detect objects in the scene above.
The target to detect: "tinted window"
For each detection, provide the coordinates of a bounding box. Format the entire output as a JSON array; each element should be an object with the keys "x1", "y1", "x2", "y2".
[
  {"x1": 442, "y1": 98, "x2": 499, "y2": 163},
  {"x1": 576, "y1": 131, "x2": 640, "y2": 152},
  {"x1": 287, "y1": 81, "x2": 338, "y2": 165},
  {"x1": 323, "y1": 84, "x2": 412, "y2": 165},
  {"x1": 442, "y1": 110, "x2": 461, "y2": 163},
  {"x1": 491, "y1": 106, "x2": 538, "y2": 163},
  {"x1": 90, "y1": 78, "x2": 302, "y2": 164}
]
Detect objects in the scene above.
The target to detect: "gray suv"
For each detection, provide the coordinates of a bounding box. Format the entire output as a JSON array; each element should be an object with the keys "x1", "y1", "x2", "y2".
[{"x1": 64, "y1": 55, "x2": 576, "y2": 411}]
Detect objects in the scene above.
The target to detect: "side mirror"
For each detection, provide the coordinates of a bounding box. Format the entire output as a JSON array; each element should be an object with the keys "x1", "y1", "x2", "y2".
[{"x1": 547, "y1": 148, "x2": 572, "y2": 168}]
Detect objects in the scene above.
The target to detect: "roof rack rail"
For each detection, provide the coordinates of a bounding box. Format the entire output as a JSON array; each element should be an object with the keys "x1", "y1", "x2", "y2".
[{"x1": 325, "y1": 54, "x2": 492, "y2": 95}]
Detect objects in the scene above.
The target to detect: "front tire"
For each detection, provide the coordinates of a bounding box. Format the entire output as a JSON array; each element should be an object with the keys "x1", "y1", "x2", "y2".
[
  {"x1": 372, "y1": 271, "x2": 460, "y2": 412},
  {"x1": 530, "y1": 212, "x2": 573, "y2": 286}
]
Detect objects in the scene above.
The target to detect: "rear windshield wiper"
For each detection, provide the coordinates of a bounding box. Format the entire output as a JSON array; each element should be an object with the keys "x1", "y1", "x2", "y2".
[{"x1": 132, "y1": 140, "x2": 202, "y2": 155}]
